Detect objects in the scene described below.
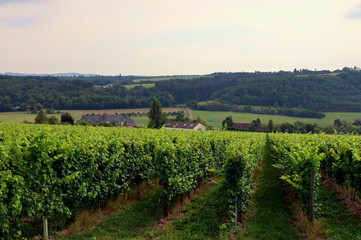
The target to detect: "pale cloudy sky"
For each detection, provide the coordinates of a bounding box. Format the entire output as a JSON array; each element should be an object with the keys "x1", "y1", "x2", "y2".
[{"x1": 0, "y1": 0, "x2": 360, "y2": 75}]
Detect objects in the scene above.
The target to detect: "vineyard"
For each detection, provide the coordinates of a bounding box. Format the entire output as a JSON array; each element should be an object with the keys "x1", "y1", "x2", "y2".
[
  {"x1": 1, "y1": 123, "x2": 361, "y2": 239},
  {"x1": 270, "y1": 133, "x2": 361, "y2": 215},
  {"x1": 0, "y1": 123, "x2": 264, "y2": 239}
]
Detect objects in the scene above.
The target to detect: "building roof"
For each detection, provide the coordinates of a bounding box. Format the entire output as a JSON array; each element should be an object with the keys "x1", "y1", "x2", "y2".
[
  {"x1": 233, "y1": 123, "x2": 268, "y2": 132},
  {"x1": 233, "y1": 123, "x2": 253, "y2": 129},
  {"x1": 80, "y1": 114, "x2": 136, "y2": 127},
  {"x1": 164, "y1": 121, "x2": 202, "y2": 129}
]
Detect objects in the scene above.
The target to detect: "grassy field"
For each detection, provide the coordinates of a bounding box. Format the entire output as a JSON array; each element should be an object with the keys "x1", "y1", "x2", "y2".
[
  {"x1": 0, "y1": 108, "x2": 188, "y2": 126},
  {"x1": 132, "y1": 76, "x2": 202, "y2": 83},
  {"x1": 2, "y1": 109, "x2": 361, "y2": 129},
  {"x1": 123, "y1": 83, "x2": 155, "y2": 89},
  {"x1": 192, "y1": 110, "x2": 361, "y2": 129}
]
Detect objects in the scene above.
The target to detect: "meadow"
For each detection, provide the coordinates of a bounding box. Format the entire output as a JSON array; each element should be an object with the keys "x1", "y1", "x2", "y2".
[
  {"x1": 123, "y1": 83, "x2": 155, "y2": 89},
  {"x1": 193, "y1": 110, "x2": 361, "y2": 129},
  {"x1": 1, "y1": 109, "x2": 361, "y2": 129},
  {"x1": 132, "y1": 75, "x2": 202, "y2": 83},
  {"x1": 0, "y1": 108, "x2": 187, "y2": 127}
]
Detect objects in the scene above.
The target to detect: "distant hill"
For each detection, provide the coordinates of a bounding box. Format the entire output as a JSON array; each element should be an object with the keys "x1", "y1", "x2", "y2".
[
  {"x1": 1, "y1": 68, "x2": 361, "y2": 113},
  {"x1": 3, "y1": 72, "x2": 99, "y2": 77}
]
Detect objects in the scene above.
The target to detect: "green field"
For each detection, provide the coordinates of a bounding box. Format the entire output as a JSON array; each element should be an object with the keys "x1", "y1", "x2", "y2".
[
  {"x1": 123, "y1": 83, "x2": 155, "y2": 89},
  {"x1": 192, "y1": 110, "x2": 361, "y2": 129},
  {"x1": 0, "y1": 112, "x2": 148, "y2": 126},
  {"x1": 2, "y1": 110, "x2": 361, "y2": 129},
  {"x1": 133, "y1": 76, "x2": 203, "y2": 83}
]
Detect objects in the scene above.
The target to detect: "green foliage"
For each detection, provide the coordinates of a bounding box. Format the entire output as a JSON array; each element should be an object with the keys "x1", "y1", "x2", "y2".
[
  {"x1": 317, "y1": 185, "x2": 361, "y2": 239},
  {"x1": 238, "y1": 142, "x2": 300, "y2": 239},
  {"x1": 47, "y1": 116, "x2": 59, "y2": 125},
  {"x1": 353, "y1": 118, "x2": 361, "y2": 126},
  {"x1": 212, "y1": 71, "x2": 361, "y2": 112},
  {"x1": 0, "y1": 123, "x2": 264, "y2": 238},
  {"x1": 252, "y1": 118, "x2": 261, "y2": 127},
  {"x1": 222, "y1": 116, "x2": 233, "y2": 130},
  {"x1": 64, "y1": 188, "x2": 163, "y2": 240},
  {"x1": 267, "y1": 119, "x2": 274, "y2": 132},
  {"x1": 269, "y1": 133, "x2": 361, "y2": 220},
  {"x1": 270, "y1": 133, "x2": 325, "y2": 211},
  {"x1": 148, "y1": 97, "x2": 166, "y2": 129},
  {"x1": 221, "y1": 135, "x2": 264, "y2": 214},
  {"x1": 35, "y1": 110, "x2": 48, "y2": 124},
  {"x1": 157, "y1": 185, "x2": 229, "y2": 240},
  {"x1": 175, "y1": 112, "x2": 189, "y2": 122}
]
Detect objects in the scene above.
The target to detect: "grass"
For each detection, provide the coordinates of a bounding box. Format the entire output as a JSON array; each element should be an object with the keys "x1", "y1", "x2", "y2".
[
  {"x1": 132, "y1": 76, "x2": 203, "y2": 83},
  {"x1": 0, "y1": 107, "x2": 189, "y2": 126},
  {"x1": 61, "y1": 188, "x2": 164, "y2": 240},
  {"x1": 0, "y1": 112, "x2": 80, "y2": 122},
  {"x1": 238, "y1": 142, "x2": 300, "y2": 240},
  {"x1": 3, "y1": 109, "x2": 361, "y2": 129},
  {"x1": 123, "y1": 83, "x2": 155, "y2": 89},
  {"x1": 192, "y1": 110, "x2": 361, "y2": 129},
  {"x1": 317, "y1": 184, "x2": 361, "y2": 239},
  {"x1": 153, "y1": 184, "x2": 229, "y2": 240}
]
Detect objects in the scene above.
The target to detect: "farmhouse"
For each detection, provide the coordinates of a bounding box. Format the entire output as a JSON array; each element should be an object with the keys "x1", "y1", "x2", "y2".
[
  {"x1": 233, "y1": 123, "x2": 268, "y2": 132},
  {"x1": 79, "y1": 112, "x2": 136, "y2": 127},
  {"x1": 164, "y1": 121, "x2": 206, "y2": 131}
]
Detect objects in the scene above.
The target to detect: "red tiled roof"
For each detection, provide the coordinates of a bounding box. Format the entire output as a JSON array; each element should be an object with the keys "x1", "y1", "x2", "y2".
[
  {"x1": 233, "y1": 123, "x2": 268, "y2": 132},
  {"x1": 233, "y1": 123, "x2": 252, "y2": 129}
]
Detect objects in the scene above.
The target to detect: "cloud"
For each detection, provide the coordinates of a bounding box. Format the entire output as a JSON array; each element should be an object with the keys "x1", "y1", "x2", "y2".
[
  {"x1": 347, "y1": 5, "x2": 361, "y2": 19},
  {"x1": 3, "y1": 16, "x2": 39, "y2": 27},
  {"x1": 0, "y1": 0, "x2": 37, "y2": 4},
  {"x1": 347, "y1": 11, "x2": 361, "y2": 19}
]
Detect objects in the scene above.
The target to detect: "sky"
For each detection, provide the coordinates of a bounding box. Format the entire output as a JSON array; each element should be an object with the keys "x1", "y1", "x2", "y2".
[{"x1": 0, "y1": 0, "x2": 360, "y2": 76}]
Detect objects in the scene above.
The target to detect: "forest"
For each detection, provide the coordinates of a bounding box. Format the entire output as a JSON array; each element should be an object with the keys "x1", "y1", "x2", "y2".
[{"x1": 1, "y1": 69, "x2": 361, "y2": 115}]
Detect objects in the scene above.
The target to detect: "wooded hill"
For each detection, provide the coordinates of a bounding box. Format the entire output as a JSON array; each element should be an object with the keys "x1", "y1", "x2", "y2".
[{"x1": 1, "y1": 69, "x2": 361, "y2": 113}]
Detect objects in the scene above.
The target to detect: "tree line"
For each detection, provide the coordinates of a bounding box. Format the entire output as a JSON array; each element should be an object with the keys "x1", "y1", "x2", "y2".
[{"x1": 1, "y1": 69, "x2": 361, "y2": 114}]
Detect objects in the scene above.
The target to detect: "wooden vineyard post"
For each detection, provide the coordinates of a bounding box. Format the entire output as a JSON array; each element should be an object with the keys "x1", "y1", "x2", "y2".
[
  {"x1": 164, "y1": 181, "x2": 168, "y2": 218},
  {"x1": 43, "y1": 216, "x2": 48, "y2": 240},
  {"x1": 235, "y1": 194, "x2": 238, "y2": 226},
  {"x1": 309, "y1": 168, "x2": 315, "y2": 224}
]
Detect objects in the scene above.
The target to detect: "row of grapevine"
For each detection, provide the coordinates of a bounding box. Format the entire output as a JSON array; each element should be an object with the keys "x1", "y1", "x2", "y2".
[
  {"x1": 320, "y1": 135, "x2": 361, "y2": 201},
  {"x1": 222, "y1": 136, "x2": 263, "y2": 224},
  {"x1": 0, "y1": 123, "x2": 264, "y2": 238},
  {"x1": 269, "y1": 133, "x2": 361, "y2": 221}
]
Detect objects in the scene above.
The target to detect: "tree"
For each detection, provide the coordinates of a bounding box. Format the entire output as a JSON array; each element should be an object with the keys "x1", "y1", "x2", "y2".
[
  {"x1": 46, "y1": 107, "x2": 55, "y2": 114},
  {"x1": 47, "y1": 116, "x2": 59, "y2": 125},
  {"x1": 222, "y1": 116, "x2": 233, "y2": 130},
  {"x1": 252, "y1": 118, "x2": 261, "y2": 127},
  {"x1": 353, "y1": 118, "x2": 361, "y2": 126},
  {"x1": 61, "y1": 112, "x2": 74, "y2": 125},
  {"x1": 267, "y1": 119, "x2": 274, "y2": 132},
  {"x1": 35, "y1": 110, "x2": 48, "y2": 124},
  {"x1": 334, "y1": 119, "x2": 342, "y2": 128},
  {"x1": 175, "y1": 112, "x2": 185, "y2": 121},
  {"x1": 148, "y1": 97, "x2": 166, "y2": 129},
  {"x1": 175, "y1": 112, "x2": 189, "y2": 122}
]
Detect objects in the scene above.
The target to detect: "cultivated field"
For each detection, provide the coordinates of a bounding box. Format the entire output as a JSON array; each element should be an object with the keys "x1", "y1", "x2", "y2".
[
  {"x1": 123, "y1": 83, "x2": 155, "y2": 89},
  {"x1": 2, "y1": 124, "x2": 360, "y2": 239},
  {"x1": 192, "y1": 110, "x2": 361, "y2": 128},
  {"x1": 132, "y1": 75, "x2": 202, "y2": 83},
  {"x1": 0, "y1": 108, "x2": 189, "y2": 126},
  {"x1": 2, "y1": 109, "x2": 361, "y2": 128}
]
